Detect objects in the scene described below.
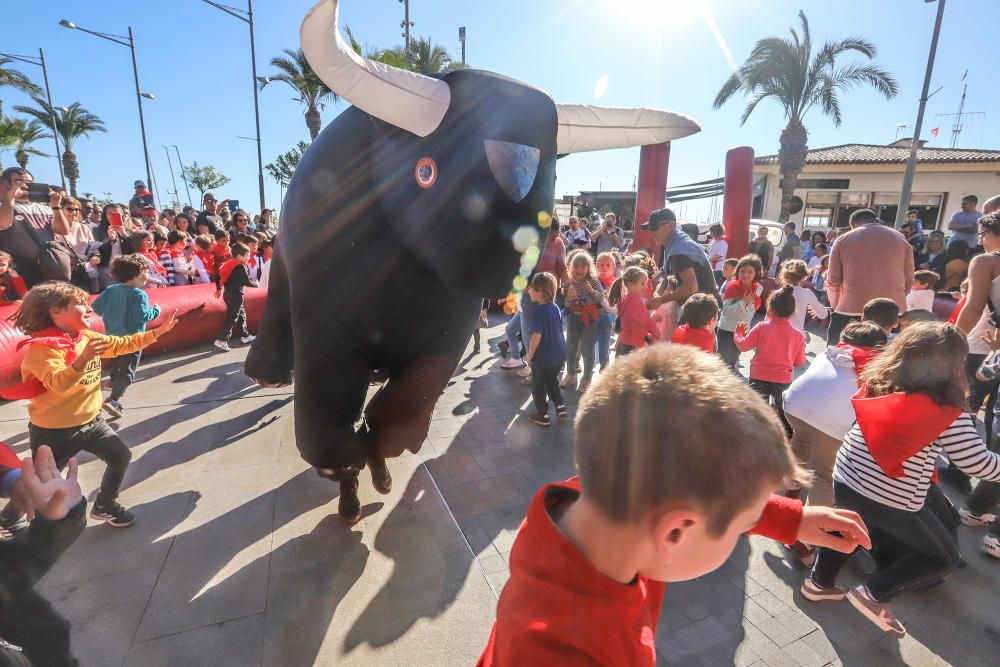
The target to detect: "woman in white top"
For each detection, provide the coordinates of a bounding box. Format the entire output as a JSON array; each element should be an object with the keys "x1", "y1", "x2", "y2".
[
  {"x1": 779, "y1": 260, "x2": 829, "y2": 335},
  {"x1": 57, "y1": 196, "x2": 101, "y2": 292},
  {"x1": 706, "y1": 223, "x2": 728, "y2": 281}
]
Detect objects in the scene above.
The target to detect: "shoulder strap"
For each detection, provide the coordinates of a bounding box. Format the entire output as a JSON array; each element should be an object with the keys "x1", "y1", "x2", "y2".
[{"x1": 18, "y1": 210, "x2": 81, "y2": 262}]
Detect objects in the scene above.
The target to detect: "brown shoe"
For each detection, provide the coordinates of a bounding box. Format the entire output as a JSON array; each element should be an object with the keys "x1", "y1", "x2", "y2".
[
  {"x1": 338, "y1": 476, "x2": 362, "y2": 525},
  {"x1": 367, "y1": 455, "x2": 392, "y2": 495}
]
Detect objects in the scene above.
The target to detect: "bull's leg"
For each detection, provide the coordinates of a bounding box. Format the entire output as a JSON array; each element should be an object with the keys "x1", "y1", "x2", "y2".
[
  {"x1": 363, "y1": 348, "x2": 465, "y2": 493},
  {"x1": 245, "y1": 241, "x2": 294, "y2": 387},
  {"x1": 293, "y1": 341, "x2": 373, "y2": 524}
]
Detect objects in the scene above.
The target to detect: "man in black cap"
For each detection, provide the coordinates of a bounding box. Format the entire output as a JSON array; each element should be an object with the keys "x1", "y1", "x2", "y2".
[
  {"x1": 128, "y1": 180, "x2": 155, "y2": 216},
  {"x1": 644, "y1": 207, "x2": 720, "y2": 310}
]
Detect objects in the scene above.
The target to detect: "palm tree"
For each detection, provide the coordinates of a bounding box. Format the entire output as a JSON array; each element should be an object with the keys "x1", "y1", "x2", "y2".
[
  {"x1": 379, "y1": 37, "x2": 462, "y2": 74},
  {"x1": 265, "y1": 48, "x2": 337, "y2": 141},
  {"x1": 15, "y1": 97, "x2": 106, "y2": 196},
  {"x1": 713, "y1": 11, "x2": 897, "y2": 223},
  {"x1": 0, "y1": 57, "x2": 42, "y2": 120},
  {"x1": 13, "y1": 118, "x2": 48, "y2": 168}
]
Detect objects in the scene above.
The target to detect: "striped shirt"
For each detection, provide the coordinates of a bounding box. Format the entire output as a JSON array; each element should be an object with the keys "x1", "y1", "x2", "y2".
[{"x1": 834, "y1": 412, "x2": 1000, "y2": 511}]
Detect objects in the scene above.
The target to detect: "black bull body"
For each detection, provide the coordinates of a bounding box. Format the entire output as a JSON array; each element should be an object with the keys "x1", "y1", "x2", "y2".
[{"x1": 245, "y1": 69, "x2": 557, "y2": 474}]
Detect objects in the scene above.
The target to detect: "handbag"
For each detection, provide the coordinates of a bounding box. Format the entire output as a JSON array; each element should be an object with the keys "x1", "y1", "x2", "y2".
[{"x1": 18, "y1": 215, "x2": 79, "y2": 282}]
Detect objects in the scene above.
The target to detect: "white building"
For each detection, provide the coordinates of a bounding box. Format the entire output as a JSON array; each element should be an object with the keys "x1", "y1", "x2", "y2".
[{"x1": 753, "y1": 142, "x2": 1000, "y2": 230}]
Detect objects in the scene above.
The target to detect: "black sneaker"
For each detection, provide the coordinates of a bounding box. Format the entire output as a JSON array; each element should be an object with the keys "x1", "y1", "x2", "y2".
[
  {"x1": 90, "y1": 502, "x2": 136, "y2": 527},
  {"x1": 938, "y1": 465, "x2": 973, "y2": 494},
  {"x1": 103, "y1": 399, "x2": 124, "y2": 420},
  {"x1": 338, "y1": 476, "x2": 362, "y2": 524},
  {"x1": 529, "y1": 412, "x2": 551, "y2": 426},
  {"x1": 555, "y1": 405, "x2": 568, "y2": 419}
]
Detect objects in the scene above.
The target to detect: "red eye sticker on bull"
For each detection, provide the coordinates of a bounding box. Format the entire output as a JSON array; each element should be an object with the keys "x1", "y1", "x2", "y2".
[{"x1": 415, "y1": 157, "x2": 437, "y2": 189}]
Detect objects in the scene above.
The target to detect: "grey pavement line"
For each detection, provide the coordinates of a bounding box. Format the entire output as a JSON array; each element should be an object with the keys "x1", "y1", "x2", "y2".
[
  {"x1": 125, "y1": 609, "x2": 266, "y2": 651},
  {"x1": 112, "y1": 391, "x2": 294, "y2": 412}
]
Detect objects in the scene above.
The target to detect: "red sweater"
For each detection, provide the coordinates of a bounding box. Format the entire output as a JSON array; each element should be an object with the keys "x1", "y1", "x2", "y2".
[
  {"x1": 672, "y1": 324, "x2": 716, "y2": 353},
  {"x1": 617, "y1": 293, "x2": 660, "y2": 348},
  {"x1": 478, "y1": 478, "x2": 803, "y2": 666},
  {"x1": 0, "y1": 270, "x2": 27, "y2": 303},
  {"x1": 734, "y1": 316, "x2": 806, "y2": 384}
]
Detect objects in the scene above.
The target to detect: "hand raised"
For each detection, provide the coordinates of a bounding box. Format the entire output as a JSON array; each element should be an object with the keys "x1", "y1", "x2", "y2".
[
  {"x1": 156, "y1": 310, "x2": 179, "y2": 336},
  {"x1": 76, "y1": 336, "x2": 111, "y2": 365},
  {"x1": 19, "y1": 446, "x2": 83, "y2": 521}
]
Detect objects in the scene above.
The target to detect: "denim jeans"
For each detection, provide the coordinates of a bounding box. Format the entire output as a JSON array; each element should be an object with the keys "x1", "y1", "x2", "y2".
[
  {"x1": 595, "y1": 312, "x2": 615, "y2": 370},
  {"x1": 504, "y1": 312, "x2": 522, "y2": 359},
  {"x1": 810, "y1": 481, "x2": 961, "y2": 602},
  {"x1": 518, "y1": 291, "x2": 538, "y2": 360},
  {"x1": 565, "y1": 313, "x2": 597, "y2": 380},
  {"x1": 107, "y1": 350, "x2": 142, "y2": 403}
]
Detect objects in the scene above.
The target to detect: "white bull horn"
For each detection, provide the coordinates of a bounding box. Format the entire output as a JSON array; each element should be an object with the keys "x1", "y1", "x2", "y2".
[
  {"x1": 555, "y1": 104, "x2": 701, "y2": 154},
  {"x1": 300, "y1": 0, "x2": 451, "y2": 137}
]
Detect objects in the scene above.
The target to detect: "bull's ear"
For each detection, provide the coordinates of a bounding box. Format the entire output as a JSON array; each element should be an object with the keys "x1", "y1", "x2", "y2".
[{"x1": 484, "y1": 140, "x2": 540, "y2": 203}]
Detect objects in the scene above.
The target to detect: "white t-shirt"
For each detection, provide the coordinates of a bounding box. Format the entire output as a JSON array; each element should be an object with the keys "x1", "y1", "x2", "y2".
[
  {"x1": 707, "y1": 239, "x2": 729, "y2": 271},
  {"x1": 808, "y1": 255, "x2": 823, "y2": 270},
  {"x1": 905, "y1": 289, "x2": 935, "y2": 313},
  {"x1": 790, "y1": 285, "x2": 828, "y2": 333},
  {"x1": 258, "y1": 259, "x2": 272, "y2": 290}
]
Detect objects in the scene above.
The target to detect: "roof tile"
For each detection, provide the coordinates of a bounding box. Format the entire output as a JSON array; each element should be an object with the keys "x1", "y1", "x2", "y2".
[{"x1": 754, "y1": 144, "x2": 1000, "y2": 166}]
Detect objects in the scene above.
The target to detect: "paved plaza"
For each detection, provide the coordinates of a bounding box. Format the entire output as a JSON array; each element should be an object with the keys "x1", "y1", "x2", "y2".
[{"x1": 1, "y1": 319, "x2": 998, "y2": 666}]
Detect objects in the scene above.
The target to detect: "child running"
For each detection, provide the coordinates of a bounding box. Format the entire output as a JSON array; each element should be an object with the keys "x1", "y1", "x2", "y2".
[
  {"x1": 804, "y1": 322, "x2": 1000, "y2": 637},
  {"x1": 615, "y1": 267, "x2": 660, "y2": 356},
  {"x1": 214, "y1": 242, "x2": 258, "y2": 352},
  {"x1": 780, "y1": 259, "x2": 829, "y2": 335},
  {"x1": 478, "y1": 345, "x2": 870, "y2": 665},
  {"x1": 671, "y1": 293, "x2": 719, "y2": 353},
  {"x1": 523, "y1": 272, "x2": 567, "y2": 426},
  {"x1": 734, "y1": 285, "x2": 806, "y2": 434},
  {"x1": 91, "y1": 256, "x2": 162, "y2": 419},
  {"x1": 717, "y1": 255, "x2": 763, "y2": 369},
  {"x1": 9, "y1": 282, "x2": 177, "y2": 527}
]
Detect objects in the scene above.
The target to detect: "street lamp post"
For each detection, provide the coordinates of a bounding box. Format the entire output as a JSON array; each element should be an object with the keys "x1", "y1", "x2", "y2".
[
  {"x1": 172, "y1": 145, "x2": 194, "y2": 207},
  {"x1": 0, "y1": 49, "x2": 66, "y2": 190},
  {"x1": 59, "y1": 20, "x2": 155, "y2": 197},
  {"x1": 200, "y1": 0, "x2": 266, "y2": 213},
  {"x1": 894, "y1": 0, "x2": 946, "y2": 230},
  {"x1": 162, "y1": 145, "x2": 180, "y2": 209}
]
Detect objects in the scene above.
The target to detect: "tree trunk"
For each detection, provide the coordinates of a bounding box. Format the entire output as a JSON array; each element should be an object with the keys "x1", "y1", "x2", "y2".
[
  {"x1": 305, "y1": 106, "x2": 321, "y2": 141},
  {"x1": 62, "y1": 149, "x2": 79, "y2": 197},
  {"x1": 15, "y1": 149, "x2": 27, "y2": 169},
  {"x1": 777, "y1": 116, "x2": 808, "y2": 225}
]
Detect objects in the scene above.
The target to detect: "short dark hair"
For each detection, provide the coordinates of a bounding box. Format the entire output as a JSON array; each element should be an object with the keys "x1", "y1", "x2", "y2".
[
  {"x1": 231, "y1": 242, "x2": 250, "y2": 258},
  {"x1": 813, "y1": 242, "x2": 828, "y2": 254},
  {"x1": 212, "y1": 229, "x2": 230, "y2": 241},
  {"x1": 913, "y1": 269, "x2": 939, "y2": 287},
  {"x1": 849, "y1": 208, "x2": 878, "y2": 226},
  {"x1": 681, "y1": 293, "x2": 720, "y2": 329},
  {"x1": 1, "y1": 167, "x2": 31, "y2": 184},
  {"x1": 840, "y1": 321, "x2": 887, "y2": 347},
  {"x1": 767, "y1": 285, "x2": 796, "y2": 318},
  {"x1": 709, "y1": 223, "x2": 725, "y2": 238},
  {"x1": 906, "y1": 209, "x2": 919, "y2": 217},
  {"x1": 529, "y1": 272, "x2": 557, "y2": 302},
  {"x1": 110, "y1": 254, "x2": 149, "y2": 282},
  {"x1": 167, "y1": 230, "x2": 188, "y2": 246},
  {"x1": 980, "y1": 211, "x2": 1000, "y2": 237},
  {"x1": 723, "y1": 257, "x2": 739, "y2": 269},
  {"x1": 783, "y1": 222, "x2": 796, "y2": 232},
  {"x1": 735, "y1": 254, "x2": 763, "y2": 283},
  {"x1": 863, "y1": 298, "x2": 900, "y2": 329},
  {"x1": 962, "y1": 195, "x2": 978, "y2": 204}
]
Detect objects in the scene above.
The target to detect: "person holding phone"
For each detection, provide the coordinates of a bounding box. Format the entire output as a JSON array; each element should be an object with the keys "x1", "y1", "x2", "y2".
[
  {"x1": 590, "y1": 212, "x2": 624, "y2": 254},
  {"x1": 0, "y1": 167, "x2": 72, "y2": 288},
  {"x1": 93, "y1": 204, "x2": 138, "y2": 290}
]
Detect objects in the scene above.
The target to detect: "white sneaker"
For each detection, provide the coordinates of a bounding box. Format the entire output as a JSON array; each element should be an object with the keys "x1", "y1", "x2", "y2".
[
  {"x1": 516, "y1": 365, "x2": 532, "y2": 378},
  {"x1": 213, "y1": 340, "x2": 232, "y2": 352},
  {"x1": 959, "y1": 507, "x2": 998, "y2": 527},
  {"x1": 983, "y1": 534, "x2": 1000, "y2": 559},
  {"x1": 500, "y1": 357, "x2": 524, "y2": 370},
  {"x1": 241, "y1": 335, "x2": 256, "y2": 344}
]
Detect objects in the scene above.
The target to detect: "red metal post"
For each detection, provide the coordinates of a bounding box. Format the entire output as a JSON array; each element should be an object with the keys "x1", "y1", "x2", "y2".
[
  {"x1": 723, "y1": 146, "x2": 754, "y2": 258},
  {"x1": 631, "y1": 142, "x2": 670, "y2": 256}
]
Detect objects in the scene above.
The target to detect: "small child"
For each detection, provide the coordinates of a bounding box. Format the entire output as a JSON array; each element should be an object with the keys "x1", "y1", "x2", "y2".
[
  {"x1": 152, "y1": 231, "x2": 176, "y2": 286},
  {"x1": 718, "y1": 255, "x2": 764, "y2": 369},
  {"x1": 862, "y1": 298, "x2": 900, "y2": 336},
  {"x1": 735, "y1": 285, "x2": 807, "y2": 434},
  {"x1": 523, "y1": 272, "x2": 567, "y2": 426},
  {"x1": 479, "y1": 345, "x2": 870, "y2": 665},
  {"x1": 214, "y1": 242, "x2": 258, "y2": 352},
  {"x1": 651, "y1": 276, "x2": 681, "y2": 342},
  {"x1": 194, "y1": 234, "x2": 217, "y2": 281},
  {"x1": 780, "y1": 259, "x2": 829, "y2": 334},
  {"x1": 899, "y1": 309, "x2": 935, "y2": 331},
  {"x1": 129, "y1": 230, "x2": 169, "y2": 287},
  {"x1": 807, "y1": 242, "x2": 828, "y2": 271},
  {"x1": 906, "y1": 270, "x2": 939, "y2": 313},
  {"x1": 183, "y1": 242, "x2": 212, "y2": 284},
  {"x1": 10, "y1": 282, "x2": 177, "y2": 527},
  {"x1": 594, "y1": 252, "x2": 618, "y2": 371},
  {"x1": 91, "y1": 256, "x2": 162, "y2": 418},
  {"x1": 0, "y1": 251, "x2": 27, "y2": 304},
  {"x1": 718, "y1": 257, "x2": 738, "y2": 293},
  {"x1": 671, "y1": 292, "x2": 719, "y2": 353},
  {"x1": 211, "y1": 229, "x2": 233, "y2": 278},
  {"x1": 258, "y1": 239, "x2": 274, "y2": 290},
  {"x1": 615, "y1": 266, "x2": 660, "y2": 356},
  {"x1": 562, "y1": 252, "x2": 609, "y2": 393}
]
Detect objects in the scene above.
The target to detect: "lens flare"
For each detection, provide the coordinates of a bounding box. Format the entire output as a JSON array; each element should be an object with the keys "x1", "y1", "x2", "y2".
[
  {"x1": 513, "y1": 276, "x2": 528, "y2": 291},
  {"x1": 537, "y1": 211, "x2": 552, "y2": 228},
  {"x1": 512, "y1": 226, "x2": 540, "y2": 253}
]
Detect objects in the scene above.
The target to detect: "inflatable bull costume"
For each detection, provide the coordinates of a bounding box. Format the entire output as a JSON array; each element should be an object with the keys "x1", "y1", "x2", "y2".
[{"x1": 245, "y1": 0, "x2": 701, "y2": 522}]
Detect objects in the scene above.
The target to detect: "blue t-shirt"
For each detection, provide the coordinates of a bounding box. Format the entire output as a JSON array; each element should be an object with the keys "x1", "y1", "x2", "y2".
[
  {"x1": 949, "y1": 210, "x2": 981, "y2": 247},
  {"x1": 91, "y1": 284, "x2": 160, "y2": 336},
  {"x1": 529, "y1": 301, "x2": 567, "y2": 368}
]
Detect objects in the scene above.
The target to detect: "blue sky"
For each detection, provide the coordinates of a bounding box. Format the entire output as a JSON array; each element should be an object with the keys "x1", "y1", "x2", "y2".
[{"x1": 4, "y1": 0, "x2": 998, "y2": 220}]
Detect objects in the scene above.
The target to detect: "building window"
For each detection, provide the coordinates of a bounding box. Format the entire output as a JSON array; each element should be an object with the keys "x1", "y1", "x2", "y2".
[
  {"x1": 835, "y1": 192, "x2": 871, "y2": 228},
  {"x1": 804, "y1": 192, "x2": 836, "y2": 228}
]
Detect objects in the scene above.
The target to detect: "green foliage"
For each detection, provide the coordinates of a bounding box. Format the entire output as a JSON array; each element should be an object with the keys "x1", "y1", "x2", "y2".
[
  {"x1": 265, "y1": 141, "x2": 309, "y2": 187},
  {"x1": 264, "y1": 48, "x2": 336, "y2": 140},
  {"x1": 182, "y1": 162, "x2": 231, "y2": 200},
  {"x1": 0, "y1": 57, "x2": 43, "y2": 120}
]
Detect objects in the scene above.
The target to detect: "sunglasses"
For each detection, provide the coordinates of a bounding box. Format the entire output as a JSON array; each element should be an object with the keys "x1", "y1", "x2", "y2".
[{"x1": 62, "y1": 207, "x2": 81, "y2": 212}]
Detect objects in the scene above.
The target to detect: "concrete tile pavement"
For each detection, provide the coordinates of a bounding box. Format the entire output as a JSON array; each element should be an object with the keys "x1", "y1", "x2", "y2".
[{"x1": 0, "y1": 320, "x2": 997, "y2": 665}]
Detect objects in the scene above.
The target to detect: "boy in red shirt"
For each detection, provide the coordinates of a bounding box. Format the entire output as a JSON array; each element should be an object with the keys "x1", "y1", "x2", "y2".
[
  {"x1": 672, "y1": 292, "x2": 719, "y2": 353},
  {"x1": 479, "y1": 345, "x2": 870, "y2": 666}
]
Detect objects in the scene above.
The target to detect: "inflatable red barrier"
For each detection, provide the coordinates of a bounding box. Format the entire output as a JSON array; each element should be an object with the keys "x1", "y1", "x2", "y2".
[{"x1": 0, "y1": 284, "x2": 267, "y2": 392}]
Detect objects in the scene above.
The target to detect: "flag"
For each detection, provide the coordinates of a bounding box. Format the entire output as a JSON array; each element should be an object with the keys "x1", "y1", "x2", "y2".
[{"x1": 931, "y1": 127, "x2": 939, "y2": 137}]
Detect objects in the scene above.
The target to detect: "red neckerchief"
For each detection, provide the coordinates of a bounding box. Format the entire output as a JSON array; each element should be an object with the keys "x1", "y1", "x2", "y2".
[
  {"x1": 851, "y1": 390, "x2": 962, "y2": 478},
  {"x1": 570, "y1": 303, "x2": 600, "y2": 327},
  {"x1": 948, "y1": 295, "x2": 966, "y2": 325},
  {"x1": 168, "y1": 244, "x2": 185, "y2": 259},
  {"x1": 598, "y1": 273, "x2": 615, "y2": 290},
  {"x1": 140, "y1": 250, "x2": 168, "y2": 275},
  {"x1": 836, "y1": 343, "x2": 880, "y2": 382},
  {"x1": 0, "y1": 328, "x2": 83, "y2": 400},
  {"x1": 218, "y1": 258, "x2": 242, "y2": 286},
  {"x1": 723, "y1": 279, "x2": 761, "y2": 310},
  {"x1": 195, "y1": 250, "x2": 216, "y2": 273}
]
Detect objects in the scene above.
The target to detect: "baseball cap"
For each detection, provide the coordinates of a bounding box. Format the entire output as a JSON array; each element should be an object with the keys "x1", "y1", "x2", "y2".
[
  {"x1": 640, "y1": 207, "x2": 677, "y2": 231},
  {"x1": 134, "y1": 180, "x2": 146, "y2": 188}
]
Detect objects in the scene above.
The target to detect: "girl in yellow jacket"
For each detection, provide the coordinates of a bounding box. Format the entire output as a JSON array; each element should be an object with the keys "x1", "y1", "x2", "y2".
[{"x1": 10, "y1": 282, "x2": 177, "y2": 527}]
